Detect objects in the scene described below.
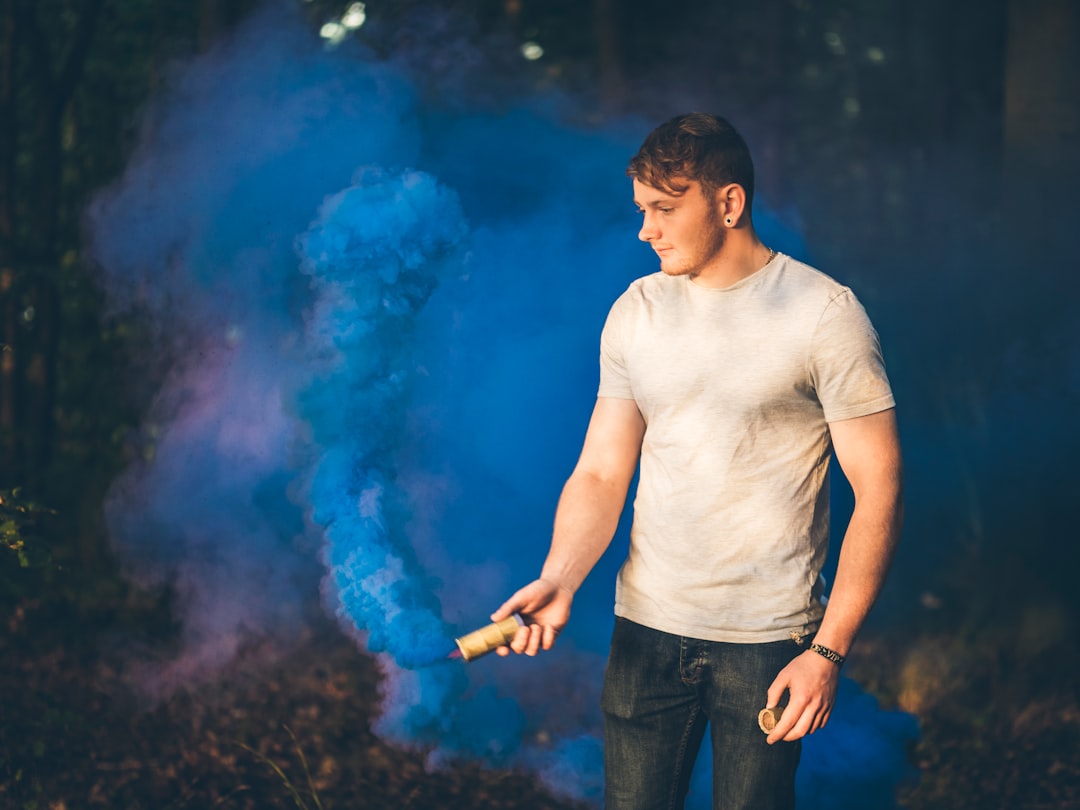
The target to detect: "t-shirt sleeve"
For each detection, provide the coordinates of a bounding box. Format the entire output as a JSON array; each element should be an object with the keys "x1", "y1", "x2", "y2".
[
  {"x1": 808, "y1": 289, "x2": 895, "y2": 422},
  {"x1": 597, "y1": 297, "x2": 636, "y2": 400}
]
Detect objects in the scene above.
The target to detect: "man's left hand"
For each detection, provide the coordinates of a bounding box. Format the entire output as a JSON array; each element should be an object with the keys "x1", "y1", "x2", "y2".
[{"x1": 763, "y1": 650, "x2": 841, "y2": 744}]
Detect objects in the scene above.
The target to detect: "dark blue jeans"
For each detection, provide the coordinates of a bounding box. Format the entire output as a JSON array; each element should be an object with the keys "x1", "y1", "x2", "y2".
[{"x1": 601, "y1": 617, "x2": 803, "y2": 810}]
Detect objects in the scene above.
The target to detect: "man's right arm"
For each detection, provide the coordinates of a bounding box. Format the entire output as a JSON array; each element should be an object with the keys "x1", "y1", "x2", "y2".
[{"x1": 491, "y1": 396, "x2": 645, "y2": 656}]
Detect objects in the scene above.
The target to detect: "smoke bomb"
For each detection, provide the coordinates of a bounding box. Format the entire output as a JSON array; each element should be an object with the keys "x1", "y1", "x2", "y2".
[
  {"x1": 759, "y1": 705, "x2": 785, "y2": 734},
  {"x1": 454, "y1": 615, "x2": 524, "y2": 662}
]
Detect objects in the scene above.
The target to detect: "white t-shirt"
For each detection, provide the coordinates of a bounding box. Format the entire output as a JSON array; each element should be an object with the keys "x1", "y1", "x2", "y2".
[{"x1": 598, "y1": 253, "x2": 895, "y2": 643}]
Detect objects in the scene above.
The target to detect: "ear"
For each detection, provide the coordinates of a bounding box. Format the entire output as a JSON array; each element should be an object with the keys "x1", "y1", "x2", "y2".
[{"x1": 716, "y1": 183, "x2": 747, "y2": 227}]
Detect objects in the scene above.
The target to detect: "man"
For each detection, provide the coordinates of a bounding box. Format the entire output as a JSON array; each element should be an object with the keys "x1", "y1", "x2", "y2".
[{"x1": 492, "y1": 113, "x2": 902, "y2": 809}]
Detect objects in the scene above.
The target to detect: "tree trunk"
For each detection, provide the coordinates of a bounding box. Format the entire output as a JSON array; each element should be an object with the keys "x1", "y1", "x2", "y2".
[
  {"x1": 8, "y1": 0, "x2": 104, "y2": 489},
  {"x1": 0, "y1": 0, "x2": 22, "y2": 487},
  {"x1": 0, "y1": 269, "x2": 21, "y2": 489},
  {"x1": 0, "y1": 0, "x2": 14, "y2": 248},
  {"x1": 1003, "y1": 0, "x2": 1080, "y2": 207},
  {"x1": 23, "y1": 95, "x2": 63, "y2": 490},
  {"x1": 593, "y1": 0, "x2": 625, "y2": 109}
]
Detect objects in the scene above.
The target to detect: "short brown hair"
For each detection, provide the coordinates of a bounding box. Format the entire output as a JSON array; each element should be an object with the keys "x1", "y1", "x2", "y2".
[{"x1": 627, "y1": 113, "x2": 755, "y2": 206}]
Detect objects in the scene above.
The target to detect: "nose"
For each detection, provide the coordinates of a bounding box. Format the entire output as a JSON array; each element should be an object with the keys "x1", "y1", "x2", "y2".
[{"x1": 638, "y1": 212, "x2": 659, "y2": 243}]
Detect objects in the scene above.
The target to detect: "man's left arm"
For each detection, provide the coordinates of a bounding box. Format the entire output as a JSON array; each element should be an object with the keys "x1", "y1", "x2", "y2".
[{"x1": 765, "y1": 407, "x2": 903, "y2": 744}]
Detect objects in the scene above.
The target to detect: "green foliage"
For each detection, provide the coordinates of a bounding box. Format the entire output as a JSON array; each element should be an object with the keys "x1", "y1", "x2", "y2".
[{"x1": 0, "y1": 488, "x2": 54, "y2": 568}]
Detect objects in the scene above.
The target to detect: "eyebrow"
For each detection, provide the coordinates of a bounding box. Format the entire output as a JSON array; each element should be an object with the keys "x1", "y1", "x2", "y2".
[{"x1": 634, "y1": 195, "x2": 680, "y2": 209}]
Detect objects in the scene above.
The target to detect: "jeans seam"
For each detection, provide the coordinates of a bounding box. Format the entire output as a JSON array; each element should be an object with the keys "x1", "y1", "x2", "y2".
[{"x1": 668, "y1": 702, "x2": 700, "y2": 810}]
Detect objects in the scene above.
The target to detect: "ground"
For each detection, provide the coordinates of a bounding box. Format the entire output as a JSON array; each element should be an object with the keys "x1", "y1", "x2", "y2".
[
  {"x1": 0, "y1": 590, "x2": 585, "y2": 810},
  {"x1": 1, "y1": 584, "x2": 1078, "y2": 809}
]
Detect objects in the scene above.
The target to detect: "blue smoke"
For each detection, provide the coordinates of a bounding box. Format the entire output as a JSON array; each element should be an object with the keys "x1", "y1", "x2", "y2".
[
  {"x1": 87, "y1": 2, "x2": 923, "y2": 804},
  {"x1": 296, "y1": 168, "x2": 467, "y2": 671}
]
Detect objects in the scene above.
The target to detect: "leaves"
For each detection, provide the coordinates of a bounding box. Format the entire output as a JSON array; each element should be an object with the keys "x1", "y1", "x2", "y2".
[{"x1": 0, "y1": 487, "x2": 55, "y2": 567}]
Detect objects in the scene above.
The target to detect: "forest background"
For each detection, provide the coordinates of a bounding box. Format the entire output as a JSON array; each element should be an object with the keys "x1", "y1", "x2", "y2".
[{"x1": 1, "y1": 0, "x2": 1078, "y2": 808}]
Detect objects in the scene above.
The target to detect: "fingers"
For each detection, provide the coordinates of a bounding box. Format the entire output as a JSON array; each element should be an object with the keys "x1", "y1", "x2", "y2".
[
  {"x1": 490, "y1": 591, "x2": 527, "y2": 623},
  {"x1": 541, "y1": 623, "x2": 559, "y2": 651},
  {"x1": 763, "y1": 669, "x2": 793, "y2": 743},
  {"x1": 489, "y1": 579, "x2": 571, "y2": 657},
  {"x1": 525, "y1": 623, "x2": 544, "y2": 655},
  {"x1": 491, "y1": 579, "x2": 554, "y2": 623},
  {"x1": 766, "y1": 696, "x2": 831, "y2": 743},
  {"x1": 764, "y1": 652, "x2": 839, "y2": 744},
  {"x1": 501, "y1": 623, "x2": 544, "y2": 656},
  {"x1": 784, "y1": 703, "x2": 832, "y2": 741},
  {"x1": 765, "y1": 670, "x2": 788, "y2": 713},
  {"x1": 493, "y1": 626, "x2": 531, "y2": 656},
  {"x1": 498, "y1": 619, "x2": 559, "y2": 656},
  {"x1": 489, "y1": 624, "x2": 542, "y2": 656}
]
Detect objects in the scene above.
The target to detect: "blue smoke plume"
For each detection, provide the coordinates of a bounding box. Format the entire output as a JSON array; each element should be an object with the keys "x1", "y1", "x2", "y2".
[
  {"x1": 296, "y1": 168, "x2": 467, "y2": 674},
  {"x1": 87, "y1": 2, "x2": 925, "y2": 804}
]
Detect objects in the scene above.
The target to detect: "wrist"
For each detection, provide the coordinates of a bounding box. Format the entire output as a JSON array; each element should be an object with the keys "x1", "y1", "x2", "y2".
[
  {"x1": 807, "y1": 642, "x2": 846, "y2": 668},
  {"x1": 538, "y1": 575, "x2": 576, "y2": 596},
  {"x1": 804, "y1": 626, "x2": 852, "y2": 659}
]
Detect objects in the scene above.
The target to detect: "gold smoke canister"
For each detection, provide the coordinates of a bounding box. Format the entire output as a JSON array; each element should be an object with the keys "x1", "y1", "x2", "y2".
[
  {"x1": 454, "y1": 615, "x2": 524, "y2": 661},
  {"x1": 758, "y1": 705, "x2": 784, "y2": 734}
]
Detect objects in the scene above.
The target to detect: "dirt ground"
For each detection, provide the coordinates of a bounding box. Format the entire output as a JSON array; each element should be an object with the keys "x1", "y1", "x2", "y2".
[
  {"x1": 0, "y1": 593, "x2": 585, "y2": 810},
  {"x1": 2, "y1": 589, "x2": 1078, "y2": 809}
]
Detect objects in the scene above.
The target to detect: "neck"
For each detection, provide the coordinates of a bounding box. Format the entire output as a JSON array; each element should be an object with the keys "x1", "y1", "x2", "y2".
[{"x1": 690, "y1": 230, "x2": 775, "y2": 289}]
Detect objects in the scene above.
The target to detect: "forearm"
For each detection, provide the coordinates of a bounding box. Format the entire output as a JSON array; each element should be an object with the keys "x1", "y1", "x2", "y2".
[
  {"x1": 813, "y1": 486, "x2": 903, "y2": 655},
  {"x1": 539, "y1": 469, "x2": 630, "y2": 594},
  {"x1": 491, "y1": 465, "x2": 633, "y2": 654},
  {"x1": 492, "y1": 397, "x2": 642, "y2": 652},
  {"x1": 767, "y1": 487, "x2": 901, "y2": 740}
]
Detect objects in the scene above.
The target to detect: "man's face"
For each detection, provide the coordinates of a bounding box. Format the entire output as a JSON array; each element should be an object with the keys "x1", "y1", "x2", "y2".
[{"x1": 633, "y1": 177, "x2": 726, "y2": 279}]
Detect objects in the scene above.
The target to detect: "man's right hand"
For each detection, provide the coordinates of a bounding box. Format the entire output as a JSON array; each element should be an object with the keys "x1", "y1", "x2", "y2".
[{"x1": 491, "y1": 578, "x2": 574, "y2": 656}]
